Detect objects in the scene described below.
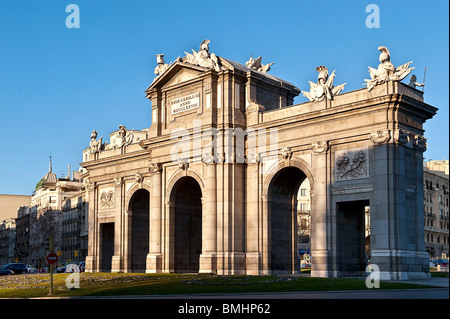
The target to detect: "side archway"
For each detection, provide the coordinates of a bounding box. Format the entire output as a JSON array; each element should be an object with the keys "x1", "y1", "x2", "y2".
[{"x1": 126, "y1": 183, "x2": 151, "y2": 273}]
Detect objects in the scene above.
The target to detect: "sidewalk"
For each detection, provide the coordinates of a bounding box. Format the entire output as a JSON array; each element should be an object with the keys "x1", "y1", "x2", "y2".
[{"x1": 389, "y1": 276, "x2": 449, "y2": 288}]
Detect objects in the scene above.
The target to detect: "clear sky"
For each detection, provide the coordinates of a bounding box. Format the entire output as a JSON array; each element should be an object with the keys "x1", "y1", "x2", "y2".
[{"x1": 0, "y1": 0, "x2": 448, "y2": 195}]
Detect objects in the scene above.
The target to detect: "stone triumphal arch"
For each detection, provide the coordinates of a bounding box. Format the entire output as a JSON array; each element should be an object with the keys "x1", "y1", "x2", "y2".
[{"x1": 81, "y1": 41, "x2": 437, "y2": 280}]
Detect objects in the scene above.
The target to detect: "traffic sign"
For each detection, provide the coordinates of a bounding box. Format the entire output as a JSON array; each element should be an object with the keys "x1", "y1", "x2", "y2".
[{"x1": 46, "y1": 252, "x2": 58, "y2": 264}]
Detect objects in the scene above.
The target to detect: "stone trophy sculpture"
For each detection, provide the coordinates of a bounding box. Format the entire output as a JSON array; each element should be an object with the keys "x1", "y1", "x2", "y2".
[
  {"x1": 245, "y1": 56, "x2": 274, "y2": 73},
  {"x1": 302, "y1": 66, "x2": 346, "y2": 102},
  {"x1": 184, "y1": 40, "x2": 223, "y2": 72},
  {"x1": 364, "y1": 46, "x2": 414, "y2": 91}
]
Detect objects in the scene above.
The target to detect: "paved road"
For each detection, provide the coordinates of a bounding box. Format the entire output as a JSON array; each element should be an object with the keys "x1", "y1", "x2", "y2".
[
  {"x1": 152, "y1": 288, "x2": 448, "y2": 299},
  {"x1": 92, "y1": 276, "x2": 450, "y2": 299}
]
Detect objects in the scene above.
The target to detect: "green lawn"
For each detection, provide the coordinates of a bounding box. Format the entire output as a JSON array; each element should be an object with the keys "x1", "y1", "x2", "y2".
[{"x1": 0, "y1": 272, "x2": 437, "y2": 298}]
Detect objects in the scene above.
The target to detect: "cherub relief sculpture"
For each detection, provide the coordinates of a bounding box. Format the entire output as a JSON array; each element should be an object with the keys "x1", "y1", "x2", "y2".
[
  {"x1": 184, "y1": 40, "x2": 223, "y2": 72},
  {"x1": 364, "y1": 46, "x2": 414, "y2": 91},
  {"x1": 245, "y1": 56, "x2": 274, "y2": 73},
  {"x1": 302, "y1": 66, "x2": 346, "y2": 102}
]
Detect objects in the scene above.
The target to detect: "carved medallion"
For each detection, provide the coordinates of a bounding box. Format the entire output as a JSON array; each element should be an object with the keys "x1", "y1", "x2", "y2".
[
  {"x1": 135, "y1": 173, "x2": 144, "y2": 184},
  {"x1": 280, "y1": 147, "x2": 293, "y2": 159},
  {"x1": 393, "y1": 129, "x2": 410, "y2": 144},
  {"x1": 149, "y1": 162, "x2": 162, "y2": 174},
  {"x1": 414, "y1": 135, "x2": 427, "y2": 152},
  {"x1": 202, "y1": 149, "x2": 215, "y2": 165},
  {"x1": 370, "y1": 130, "x2": 391, "y2": 144},
  {"x1": 113, "y1": 177, "x2": 123, "y2": 187},
  {"x1": 178, "y1": 158, "x2": 189, "y2": 170},
  {"x1": 245, "y1": 153, "x2": 260, "y2": 165},
  {"x1": 311, "y1": 141, "x2": 329, "y2": 153}
]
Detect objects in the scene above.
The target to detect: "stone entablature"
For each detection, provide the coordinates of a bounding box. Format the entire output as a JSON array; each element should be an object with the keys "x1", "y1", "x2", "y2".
[{"x1": 81, "y1": 42, "x2": 437, "y2": 280}]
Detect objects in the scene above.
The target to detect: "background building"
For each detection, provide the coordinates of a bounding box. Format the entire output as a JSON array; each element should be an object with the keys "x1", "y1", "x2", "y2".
[
  {"x1": 27, "y1": 159, "x2": 84, "y2": 267},
  {"x1": 0, "y1": 218, "x2": 16, "y2": 265},
  {"x1": 0, "y1": 194, "x2": 30, "y2": 222},
  {"x1": 15, "y1": 206, "x2": 31, "y2": 265},
  {"x1": 424, "y1": 160, "x2": 449, "y2": 259},
  {"x1": 61, "y1": 191, "x2": 88, "y2": 264}
]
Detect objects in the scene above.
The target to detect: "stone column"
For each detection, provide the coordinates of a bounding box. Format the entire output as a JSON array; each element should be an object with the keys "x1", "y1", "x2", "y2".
[
  {"x1": 310, "y1": 142, "x2": 331, "y2": 278},
  {"x1": 199, "y1": 160, "x2": 217, "y2": 273},
  {"x1": 371, "y1": 134, "x2": 430, "y2": 280},
  {"x1": 245, "y1": 159, "x2": 262, "y2": 275},
  {"x1": 85, "y1": 181, "x2": 97, "y2": 272},
  {"x1": 146, "y1": 163, "x2": 162, "y2": 273},
  {"x1": 111, "y1": 178, "x2": 124, "y2": 272}
]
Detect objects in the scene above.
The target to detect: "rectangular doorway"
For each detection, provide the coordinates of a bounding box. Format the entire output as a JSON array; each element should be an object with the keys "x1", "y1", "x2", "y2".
[
  {"x1": 100, "y1": 223, "x2": 114, "y2": 272},
  {"x1": 336, "y1": 200, "x2": 370, "y2": 276}
]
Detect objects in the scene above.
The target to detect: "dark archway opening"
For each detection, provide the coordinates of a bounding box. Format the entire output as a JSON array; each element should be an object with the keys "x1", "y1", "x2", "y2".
[
  {"x1": 268, "y1": 167, "x2": 307, "y2": 274},
  {"x1": 337, "y1": 200, "x2": 370, "y2": 276},
  {"x1": 100, "y1": 222, "x2": 114, "y2": 272},
  {"x1": 129, "y1": 189, "x2": 150, "y2": 272},
  {"x1": 172, "y1": 176, "x2": 202, "y2": 273}
]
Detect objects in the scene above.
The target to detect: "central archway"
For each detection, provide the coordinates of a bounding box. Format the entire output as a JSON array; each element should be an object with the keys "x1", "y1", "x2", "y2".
[
  {"x1": 170, "y1": 176, "x2": 203, "y2": 273},
  {"x1": 267, "y1": 166, "x2": 308, "y2": 274}
]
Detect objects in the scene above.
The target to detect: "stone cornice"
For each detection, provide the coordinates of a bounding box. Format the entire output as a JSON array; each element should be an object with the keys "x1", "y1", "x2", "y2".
[{"x1": 81, "y1": 149, "x2": 149, "y2": 170}]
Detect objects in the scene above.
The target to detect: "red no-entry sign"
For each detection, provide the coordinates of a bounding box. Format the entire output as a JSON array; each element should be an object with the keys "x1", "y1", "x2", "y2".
[{"x1": 46, "y1": 252, "x2": 58, "y2": 265}]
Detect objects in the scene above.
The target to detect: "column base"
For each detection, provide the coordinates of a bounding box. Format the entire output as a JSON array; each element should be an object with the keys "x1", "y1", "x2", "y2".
[
  {"x1": 245, "y1": 252, "x2": 261, "y2": 275},
  {"x1": 311, "y1": 250, "x2": 331, "y2": 278},
  {"x1": 371, "y1": 249, "x2": 430, "y2": 280},
  {"x1": 199, "y1": 253, "x2": 217, "y2": 274},
  {"x1": 216, "y1": 252, "x2": 246, "y2": 275},
  {"x1": 85, "y1": 256, "x2": 96, "y2": 273},
  {"x1": 111, "y1": 255, "x2": 122, "y2": 273},
  {"x1": 146, "y1": 253, "x2": 162, "y2": 273}
]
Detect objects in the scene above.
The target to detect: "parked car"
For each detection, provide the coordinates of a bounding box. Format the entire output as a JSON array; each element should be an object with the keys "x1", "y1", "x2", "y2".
[
  {"x1": 0, "y1": 268, "x2": 13, "y2": 276},
  {"x1": 56, "y1": 266, "x2": 65, "y2": 273},
  {"x1": 26, "y1": 265, "x2": 37, "y2": 273},
  {"x1": 65, "y1": 263, "x2": 80, "y2": 273},
  {"x1": 2, "y1": 263, "x2": 28, "y2": 274}
]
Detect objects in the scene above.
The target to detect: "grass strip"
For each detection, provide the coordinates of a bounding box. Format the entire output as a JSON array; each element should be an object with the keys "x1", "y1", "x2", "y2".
[{"x1": 0, "y1": 273, "x2": 437, "y2": 298}]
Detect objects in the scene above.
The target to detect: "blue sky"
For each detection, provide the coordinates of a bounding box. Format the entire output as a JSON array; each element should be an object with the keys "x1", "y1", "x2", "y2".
[{"x1": 0, "y1": 0, "x2": 448, "y2": 195}]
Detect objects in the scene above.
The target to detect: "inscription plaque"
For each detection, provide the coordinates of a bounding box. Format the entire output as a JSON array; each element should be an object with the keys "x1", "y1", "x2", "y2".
[{"x1": 171, "y1": 92, "x2": 200, "y2": 114}]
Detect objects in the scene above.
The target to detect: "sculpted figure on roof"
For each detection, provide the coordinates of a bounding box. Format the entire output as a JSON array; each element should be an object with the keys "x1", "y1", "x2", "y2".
[
  {"x1": 245, "y1": 56, "x2": 274, "y2": 73},
  {"x1": 184, "y1": 40, "x2": 223, "y2": 72},
  {"x1": 154, "y1": 54, "x2": 170, "y2": 77},
  {"x1": 105, "y1": 125, "x2": 134, "y2": 150},
  {"x1": 364, "y1": 46, "x2": 414, "y2": 91},
  {"x1": 90, "y1": 130, "x2": 105, "y2": 154},
  {"x1": 302, "y1": 66, "x2": 346, "y2": 102}
]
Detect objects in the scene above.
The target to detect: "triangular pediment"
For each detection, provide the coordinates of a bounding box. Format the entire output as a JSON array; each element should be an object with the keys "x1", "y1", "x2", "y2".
[
  {"x1": 162, "y1": 67, "x2": 204, "y2": 88},
  {"x1": 146, "y1": 62, "x2": 209, "y2": 93}
]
